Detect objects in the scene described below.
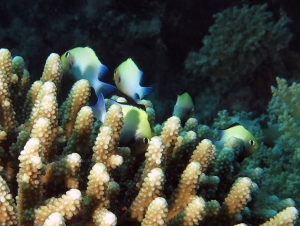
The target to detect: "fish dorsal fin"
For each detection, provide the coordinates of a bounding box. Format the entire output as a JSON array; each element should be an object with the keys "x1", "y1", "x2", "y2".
[
  {"x1": 221, "y1": 122, "x2": 241, "y2": 130},
  {"x1": 114, "y1": 99, "x2": 146, "y2": 112}
]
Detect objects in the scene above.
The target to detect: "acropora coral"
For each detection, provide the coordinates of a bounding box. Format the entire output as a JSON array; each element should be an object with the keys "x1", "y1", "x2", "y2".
[{"x1": 0, "y1": 48, "x2": 298, "y2": 225}]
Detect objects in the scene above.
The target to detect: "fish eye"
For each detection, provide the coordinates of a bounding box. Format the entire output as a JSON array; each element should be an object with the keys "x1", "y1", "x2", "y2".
[
  {"x1": 143, "y1": 138, "x2": 149, "y2": 144},
  {"x1": 65, "y1": 52, "x2": 70, "y2": 58},
  {"x1": 249, "y1": 140, "x2": 255, "y2": 146}
]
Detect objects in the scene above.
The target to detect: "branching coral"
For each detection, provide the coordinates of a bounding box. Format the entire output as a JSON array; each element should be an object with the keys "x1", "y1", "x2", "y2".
[
  {"x1": 185, "y1": 4, "x2": 292, "y2": 93},
  {"x1": 0, "y1": 48, "x2": 298, "y2": 225},
  {"x1": 269, "y1": 77, "x2": 300, "y2": 163}
]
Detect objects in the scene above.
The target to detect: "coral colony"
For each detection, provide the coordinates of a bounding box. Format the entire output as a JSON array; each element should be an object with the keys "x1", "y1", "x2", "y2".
[{"x1": 0, "y1": 3, "x2": 300, "y2": 226}]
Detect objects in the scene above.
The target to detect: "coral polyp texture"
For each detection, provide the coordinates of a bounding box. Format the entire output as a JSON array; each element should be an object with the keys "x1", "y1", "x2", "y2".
[{"x1": 0, "y1": 48, "x2": 298, "y2": 225}]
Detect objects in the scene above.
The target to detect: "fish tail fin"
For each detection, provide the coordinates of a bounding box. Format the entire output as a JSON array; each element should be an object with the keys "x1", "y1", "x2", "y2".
[
  {"x1": 211, "y1": 130, "x2": 225, "y2": 149},
  {"x1": 92, "y1": 64, "x2": 116, "y2": 96},
  {"x1": 94, "y1": 81, "x2": 116, "y2": 97},
  {"x1": 213, "y1": 140, "x2": 223, "y2": 150},
  {"x1": 98, "y1": 64, "x2": 109, "y2": 79},
  {"x1": 137, "y1": 86, "x2": 153, "y2": 99},
  {"x1": 91, "y1": 93, "x2": 106, "y2": 123}
]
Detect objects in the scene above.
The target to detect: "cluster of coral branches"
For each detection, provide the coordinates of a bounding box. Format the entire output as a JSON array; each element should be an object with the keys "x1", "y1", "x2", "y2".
[{"x1": 0, "y1": 48, "x2": 298, "y2": 225}]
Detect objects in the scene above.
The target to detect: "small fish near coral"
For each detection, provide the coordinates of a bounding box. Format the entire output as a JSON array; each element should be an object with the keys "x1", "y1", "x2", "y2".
[
  {"x1": 173, "y1": 92, "x2": 194, "y2": 124},
  {"x1": 61, "y1": 46, "x2": 116, "y2": 97},
  {"x1": 214, "y1": 122, "x2": 259, "y2": 159},
  {"x1": 0, "y1": 48, "x2": 298, "y2": 225},
  {"x1": 114, "y1": 58, "x2": 153, "y2": 102},
  {"x1": 92, "y1": 93, "x2": 152, "y2": 150}
]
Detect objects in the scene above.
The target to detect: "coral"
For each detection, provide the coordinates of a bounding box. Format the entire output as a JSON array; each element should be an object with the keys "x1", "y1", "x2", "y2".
[
  {"x1": 185, "y1": 4, "x2": 292, "y2": 93},
  {"x1": 269, "y1": 77, "x2": 300, "y2": 162},
  {"x1": 223, "y1": 177, "x2": 256, "y2": 220},
  {"x1": 252, "y1": 77, "x2": 300, "y2": 213},
  {"x1": 0, "y1": 175, "x2": 17, "y2": 225},
  {"x1": 260, "y1": 207, "x2": 298, "y2": 226},
  {"x1": 0, "y1": 48, "x2": 298, "y2": 225},
  {"x1": 141, "y1": 197, "x2": 168, "y2": 226},
  {"x1": 43, "y1": 212, "x2": 66, "y2": 226},
  {"x1": 167, "y1": 162, "x2": 202, "y2": 220},
  {"x1": 167, "y1": 196, "x2": 206, "y2": 226}
]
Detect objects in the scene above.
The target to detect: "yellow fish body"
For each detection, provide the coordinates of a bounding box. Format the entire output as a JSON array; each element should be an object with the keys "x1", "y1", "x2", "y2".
[
  {"x1": 215, "y1": 123, "x2": 258, "y2": 157},
  {"x1": 92, "y1": 94, "x2": 152, "y2": 145},
  {"x1": 61, "y1": 47, "x2": 116, "y2": 96},
  {"x1": 173, "y1": 92, "x2": 194, "y2": 123},
  {"x1": 114, "y1": 58, "x2": 152, "y2": 101},
  {"x1": 119, "y1": 104, "x2": 152, "y2": 144}
]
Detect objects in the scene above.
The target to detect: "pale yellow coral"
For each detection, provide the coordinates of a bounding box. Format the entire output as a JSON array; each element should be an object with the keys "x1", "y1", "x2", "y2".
[
  {"x1": 92, "y1": 208, "x2": 117, "y2": 226},
  {"x1": 22, "y1": 80, "x2": 43, "y2": 121},
  {"x1": 141, "y1": 197, "x2": 168, "y2": 226},
  {"x1": 160, "y1": 116, "x2": 181, "y2": 164},
  {"x1": 30, "y1": 117, "x2": 51, "y2": 162},
  {"x1": 26, "y1": 81, "x2": 57, "y2": 132},
  {"x1": 139, "y1": 136, "x2": 165, "y2": 187},
  {"x1": 92, "y1": 126, "x2": 123, "y2": 169},
  {"x1": 34, "y1": 189, "x2": 82, "y2": 225},
  {"x1": 103, "y1": 104, "x2": 124, "y2": 145},
  {"x1": 160, "y1": 116, "x2": 181, "y2": 148},
  {"x1": 0, "y1": 129, "x2": 7, "y2": 144},
  {"x1": 130, "y1": 168, "x2": 164, "y2": 222},
  {"x1": 43, "y1": 212, "x2": 66, "y2": 226},
  {"x1": 86, "y1": 163, "x2": 110, "y2": 207},
  {"x1": 260, "y1": 206, "x2": 298, "y2": 226},
  {"x1": 16, "y1": 138, "x2": 43, "y2": 224},
  {"x1": 40, "y1": 53, "x2": 63, "y2": 89},
  {"x1": 60, "y1": 79, "x2": 90, "y2": 139},
  {"x1": 168, "y1": 161, "x2": 202, "y2": 220},
  {"x1": 167, "y1": 196, "x2": 206, "y2": 226},
  {"x1": 0, "y1": 69, "x2": 15, "y2": 130},
  {"x1": 172, "y1": 135, "x2": 184, "y2": 157},
  {"x1": 190, "y1": 139, "x2": 216, "y2": 173},
  {"x1": 42, "y1": 153, "x2": 81, "y2": 189},
  {"x1": 0, "y1": 48, "x2": 15, "y2": 85},
  {"x1": 224, "y1": 177, "x2": 255, "y2": 220},
  {"x1": 0, "y1": 49, "x2": 299, "y2": 226},
  {"x1": 0, "y1": 175, "x2": 18, "y2": 225},
  {"x1": 36, "y1": 94, "x2": 58, "y2": 161},
  {"x1": 63, "y1": 106, "x2": 94, "y2": 157},
  {"x1": 92, "y1": 126, "x2": 114, "y2": 163}
]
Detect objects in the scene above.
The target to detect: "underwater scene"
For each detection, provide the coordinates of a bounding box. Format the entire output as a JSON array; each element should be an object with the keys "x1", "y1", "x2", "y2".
[{"x1": 0, "y1": 0, "x2": 300, "y2": 225}]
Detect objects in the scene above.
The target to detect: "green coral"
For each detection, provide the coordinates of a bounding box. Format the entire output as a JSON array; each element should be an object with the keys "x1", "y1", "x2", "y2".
[
  {"x1": 269, "y1": 77, "x2": 300, "y2": 163},
  {"x1": 185, "y1": 4, "x2": 292, "y2": 92}
]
